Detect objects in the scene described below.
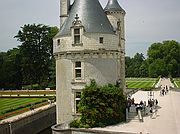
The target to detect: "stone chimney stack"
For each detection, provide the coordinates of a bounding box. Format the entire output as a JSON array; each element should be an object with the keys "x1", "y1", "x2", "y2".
[{"x1": 60, "y1": 0, "x2": 70, "y2": 28}]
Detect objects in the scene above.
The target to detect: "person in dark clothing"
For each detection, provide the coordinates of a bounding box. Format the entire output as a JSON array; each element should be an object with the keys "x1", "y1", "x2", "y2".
[{"x1": 155, "y1": 99, "x2": 158, "y2": 105}]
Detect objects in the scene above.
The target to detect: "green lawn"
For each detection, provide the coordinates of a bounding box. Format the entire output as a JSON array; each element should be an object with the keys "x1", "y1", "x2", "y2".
[
  {"x1": 174, "y1": 78, "x2": 180, "y2": 88},
  {"x1": 126, "y1": 78, "x2": 157, "y2": 89},
  {"x1": 0, "y1": 98, "x2": 47, "y2": 116}
]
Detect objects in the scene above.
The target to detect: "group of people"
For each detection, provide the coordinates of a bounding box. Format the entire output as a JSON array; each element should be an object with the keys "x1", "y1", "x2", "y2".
[
  {"x1": 147, "y1": 98, "x2": 158, "y2": 116},
  {"x1": 126, "y1": 97, "x2": 134, "y2": 112},
  {"x1": 148, "y1": 99, "x2": 158, "y2": 108},
  {"x1": 126, "y1": 97, "x2": 159, "y2": 118},
  {"x1": 160, "y1": 85, "x2": 169, "y2": 96}
]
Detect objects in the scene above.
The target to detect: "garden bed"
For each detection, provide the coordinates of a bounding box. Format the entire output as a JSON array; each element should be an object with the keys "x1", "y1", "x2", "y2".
[{"x1": 0, "y1": 98, "x2": 48, "y2": 120}]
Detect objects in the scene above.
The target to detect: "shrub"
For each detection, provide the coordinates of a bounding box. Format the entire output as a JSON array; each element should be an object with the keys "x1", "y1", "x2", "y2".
[
  {"x1": 143, "y1": 87, "x2": 153, "y2": 91},
  {"x1": 70, "y1": 119, "x2": 81, "y2": 128},
  {"x1": 71, "y1": 80, "x2": 126, "y2": 128}
]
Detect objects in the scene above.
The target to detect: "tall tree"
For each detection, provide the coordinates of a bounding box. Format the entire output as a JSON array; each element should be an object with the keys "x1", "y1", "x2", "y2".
[
  {"x1": 147, "y1": 40, "x2": 180, "y2": 77},
  {"x1": 15, "y1": 24, "x2": 58, "y2": 87},
  {"x1": 0, "y1": 48, "x2": 22, "y2": 89},
  {"x1": 125, "y1": 53, "x2": 147, "y2": 77}
]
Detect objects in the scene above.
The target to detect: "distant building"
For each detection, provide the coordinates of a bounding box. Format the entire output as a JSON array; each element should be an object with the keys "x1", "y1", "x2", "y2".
[{"x1": 53, "y1": 0, "x2": 126, "y2": 124}]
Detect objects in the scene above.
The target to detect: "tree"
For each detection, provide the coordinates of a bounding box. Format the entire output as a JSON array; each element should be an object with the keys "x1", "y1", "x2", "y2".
[
  {"x1": 147, "y1": 40, "x2": 180, "y2": 77},
  {"x1": 148, "y1": 59, "x2": 167, "y2": 77},
  {"x1": 14, "y1": 24, "x2": 58, "y2": 88},
  {"x1": 125, "y1": 56, "x2": 133, "y2": 77},
  {"x1": 70, "y1": 80, "x2": 126, "y2": 128},
  {"x1": 0, "y1": 48, "x2": 22, "y2": 89},
  {"x1": 125, "y1": 53, "x2": 147, "y2": 77},
  {"x1": 139, "y1": 61, "x2": 148, "y2": 77}
]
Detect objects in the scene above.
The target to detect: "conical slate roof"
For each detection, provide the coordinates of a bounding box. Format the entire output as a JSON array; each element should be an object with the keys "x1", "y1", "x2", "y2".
[
  {"x1": 104, "y1": 0, "x2": 125, "y2": 12},
  {"x1": 58, "y1": 0, "x2": 114, "y2": 36}
]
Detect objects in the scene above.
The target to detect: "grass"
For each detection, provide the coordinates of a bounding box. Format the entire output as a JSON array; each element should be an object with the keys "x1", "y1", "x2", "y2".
[
  {"x1": 173, "y1": 78, "x2": 180, "y2": 88},
  {"x1": 126, "y1": 78, "x2": 157, "y2": 89},
  {"x1": 0, "y1": 98, "x2": 48, "y2": 119}
]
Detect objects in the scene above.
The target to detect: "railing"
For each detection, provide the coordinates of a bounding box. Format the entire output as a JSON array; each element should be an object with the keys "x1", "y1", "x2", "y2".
[
  {"x1": 126, "y1": 88, "x2": 139, "y2": 97},
  {"x1": 126, "y1": 108, "x2": 129, "y2": 122}
]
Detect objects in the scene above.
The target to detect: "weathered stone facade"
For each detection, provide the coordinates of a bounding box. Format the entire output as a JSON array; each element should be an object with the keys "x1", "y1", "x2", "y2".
[{"x1": 54, "y1": 0, "x2": 126, "y2": 124}]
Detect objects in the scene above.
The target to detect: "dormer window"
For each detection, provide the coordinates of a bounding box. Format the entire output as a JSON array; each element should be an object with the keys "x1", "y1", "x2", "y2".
[
  {"x1": 74, "y1": 28, "x2": 80, "y2": 44},
  {"x1": 99, "y1": 37, "x2": 104, "y2": 44},
  {"x1": 71, "y1": 14, "x2": 84, "y2": 46}
]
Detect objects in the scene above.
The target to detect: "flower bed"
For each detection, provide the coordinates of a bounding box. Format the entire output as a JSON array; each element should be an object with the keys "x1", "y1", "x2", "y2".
[{"x1": 0, "y1": 100, "x2": 49, "y2": 120}]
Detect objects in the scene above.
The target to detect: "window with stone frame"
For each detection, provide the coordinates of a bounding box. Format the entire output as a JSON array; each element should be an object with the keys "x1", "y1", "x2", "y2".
[
  {"x1": 74, "y1": 28, "x2": 80, "y2": 44},
  {"x1": 99, "y1": 37, "x2": 104, "y2": 44},
  {"x1": 57, "y1": 39, "x2": 60, "y2": 46},
  {"x1": 75, "y1": 91, "x2": 81, "y2": 113},
  {"x1": 75, "y1": 61, "x2": 81, "y2": 79}
]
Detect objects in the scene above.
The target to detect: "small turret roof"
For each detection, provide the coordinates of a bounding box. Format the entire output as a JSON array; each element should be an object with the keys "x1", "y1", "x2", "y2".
[
  {"x1": 104, "y1": 0, "x2": 125, "y2": 12},
  {"x1": 56, "y1": 0, "x2": 114, "y2": 37}
]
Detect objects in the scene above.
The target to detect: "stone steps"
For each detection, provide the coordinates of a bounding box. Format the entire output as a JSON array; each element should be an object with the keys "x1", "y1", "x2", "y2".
[
  {"x1": 127, "y1": 106, "x2": 140, "y2": 122},
  {"x1": 128, "y1": 112, "x2": 139, "y2": 122}
]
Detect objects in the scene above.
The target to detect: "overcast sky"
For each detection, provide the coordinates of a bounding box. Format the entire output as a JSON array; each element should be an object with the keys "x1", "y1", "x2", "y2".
[{"x1": 0, "y1": 0, "x2": 180, "y2": 57}]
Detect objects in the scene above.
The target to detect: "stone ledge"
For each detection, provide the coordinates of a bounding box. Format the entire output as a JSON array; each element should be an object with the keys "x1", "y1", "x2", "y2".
[
  {"x1": 54, "y1": 49, "x2": 121, "y2": 60},
  {"x1": 52, "y1": 123, "x2": 137, "y2": 134}
]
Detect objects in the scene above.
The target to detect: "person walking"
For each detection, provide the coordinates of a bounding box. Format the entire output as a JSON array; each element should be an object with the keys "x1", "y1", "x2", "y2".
[{"x1": 155, "y1": 99, "x2": 158, "y2": 106}]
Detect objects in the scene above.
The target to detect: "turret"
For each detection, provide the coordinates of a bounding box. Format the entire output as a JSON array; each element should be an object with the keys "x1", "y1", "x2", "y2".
[
  {"x1": 104, "y1": 0, "x2": 126, "y2": 92},
  {"x1": 53, "y1": 0, "x2": 126, "y2": 125},
  {"x1": 104, "y1": 0, "x2": 125, "y2": 32},
  {"x1": 60, "y1": 0, "x2": 70, "y2": 28}
]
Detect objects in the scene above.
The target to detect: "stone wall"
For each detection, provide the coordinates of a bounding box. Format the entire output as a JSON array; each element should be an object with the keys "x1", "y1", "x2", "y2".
[
  {"x1": 51, "y1": 123, "x2": 137, "y2": 134},
  {"x1": 55, "y1": 56, "x2": 119, "y2": 124},
  {"x1": 0, "y1": 104, "x2": 56, "y2": 134},
  {"x1": 0, "y1": 122, "x2": 10, "y2": 134},
  {"x1": 53, "y1": 33, "x2": 118, "y2": 54}
]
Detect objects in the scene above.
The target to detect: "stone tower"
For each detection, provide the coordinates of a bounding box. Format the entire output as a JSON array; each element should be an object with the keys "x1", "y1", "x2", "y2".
[
  {"x1": 105, "y1": 0, "x2": 126, "y2": 91},
  {"x1": 60, "y1": 0, "x2": 70, "y2": 28},
  {"x1": 53, "y1": 0, "x2": 126, "y2": 124}
]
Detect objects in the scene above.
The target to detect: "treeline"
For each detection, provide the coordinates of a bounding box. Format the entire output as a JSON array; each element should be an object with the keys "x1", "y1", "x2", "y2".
[
  {"x1": 0, "y1": 23, "x2": 179, "y2": 89},
  {"x1": 126, "y1": 40, "x2": 180, "y2": 78},
  {"x1": 0, "y1": 24, "x2": 59, "y2": 89}
]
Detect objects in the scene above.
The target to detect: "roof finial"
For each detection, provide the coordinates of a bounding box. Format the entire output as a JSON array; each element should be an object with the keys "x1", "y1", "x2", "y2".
[
  {"x1": 72, "y1": 14, "x2": 82, "y2": 26},
  {"x1": 75, "y1": 14, "x2": 79, "y2": 21}
]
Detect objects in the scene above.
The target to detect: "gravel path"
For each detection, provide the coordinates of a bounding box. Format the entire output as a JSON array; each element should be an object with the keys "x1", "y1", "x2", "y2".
[{"x1": 94, "y1": 78, "x2": 180, "y2": 134}]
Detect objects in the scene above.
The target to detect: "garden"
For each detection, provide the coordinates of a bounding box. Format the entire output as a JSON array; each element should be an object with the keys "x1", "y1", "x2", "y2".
[
  {"x1": 0, "y1": 98, "x2": 49, "y2": 120},
  {"x1": 126, "y1": 78, "x2": 157, "y2": 89},
  {"x1": 173, "y1": 78, "x2": 180, "y2": 88}
]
